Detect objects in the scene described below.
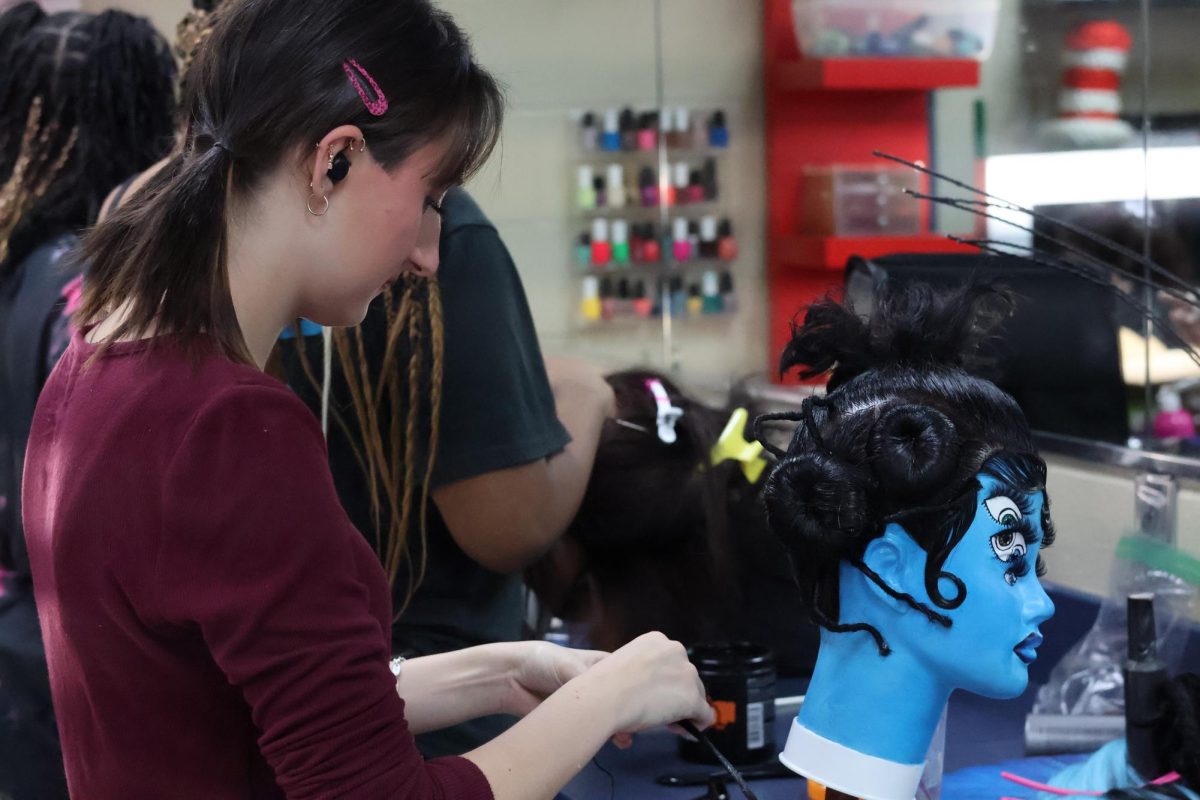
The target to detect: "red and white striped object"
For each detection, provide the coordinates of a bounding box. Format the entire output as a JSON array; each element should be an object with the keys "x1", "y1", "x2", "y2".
[
  {"x1": 1058, "y1": 21, "x2": 1133, "y2": 122},
  {"x1": 1042, "y1": 19, "x2": 1134, "y2": 148}
]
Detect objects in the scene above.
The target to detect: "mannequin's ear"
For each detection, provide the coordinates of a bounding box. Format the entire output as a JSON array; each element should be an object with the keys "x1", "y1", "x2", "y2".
[{"x1": 858, "y1": 524, "x2": 919, "y2": 616}]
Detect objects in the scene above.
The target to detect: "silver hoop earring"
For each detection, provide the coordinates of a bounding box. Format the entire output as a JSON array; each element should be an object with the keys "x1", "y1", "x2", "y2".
[{"x1": 306, "y1": 192, "x2": 330, "y2": 216}]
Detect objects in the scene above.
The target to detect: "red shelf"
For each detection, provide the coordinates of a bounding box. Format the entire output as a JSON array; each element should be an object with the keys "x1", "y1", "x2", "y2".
[
  {"x1": 772, "y1": 58, "x2": 980, "y2": 91},
  {"x1": 776, "y1": 234, "x2": 978, "y2": 271}
]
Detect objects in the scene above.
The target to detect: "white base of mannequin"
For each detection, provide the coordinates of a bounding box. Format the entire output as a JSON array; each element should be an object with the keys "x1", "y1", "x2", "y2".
[{"x1": 778, "y1": 718, "x2": 924, "y2": 800}]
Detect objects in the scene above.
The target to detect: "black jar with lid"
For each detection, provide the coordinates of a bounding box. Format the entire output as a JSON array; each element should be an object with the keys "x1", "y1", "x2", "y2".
[{"x1": 679, "y1": 642, "x2": 776, "y2": 765}]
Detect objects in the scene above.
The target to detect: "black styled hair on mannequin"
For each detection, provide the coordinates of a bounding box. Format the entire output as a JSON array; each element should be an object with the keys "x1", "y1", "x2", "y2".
[
  {"x1": 875, "y1": 151, "x2": 1200, "y2": 371},
  {"x1": 759, "y1": 283, "x2": 1054, "y2": 656}
]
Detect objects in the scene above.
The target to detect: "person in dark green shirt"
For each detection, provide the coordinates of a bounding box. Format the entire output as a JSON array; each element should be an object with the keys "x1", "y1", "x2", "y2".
[{"x1": 279, "y1": 187, "x2": 614, "y2": 757}]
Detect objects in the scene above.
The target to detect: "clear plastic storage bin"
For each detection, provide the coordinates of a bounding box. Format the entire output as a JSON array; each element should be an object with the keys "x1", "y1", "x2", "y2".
[
  {"x1": 792, "y1": 0, "x2": 1001, "y2": 60},
  {"x1": 800, "y1": 165, "x2": 921, "y2": 237}
]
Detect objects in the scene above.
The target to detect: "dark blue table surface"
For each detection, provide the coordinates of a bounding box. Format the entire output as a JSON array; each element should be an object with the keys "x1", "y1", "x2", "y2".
[
  {"x1": 562, "y1": 584, "x2": 1200, "y2": 799},
  {"x1": 561, "y1": 684, "x2": 1041, "y2": 800}
]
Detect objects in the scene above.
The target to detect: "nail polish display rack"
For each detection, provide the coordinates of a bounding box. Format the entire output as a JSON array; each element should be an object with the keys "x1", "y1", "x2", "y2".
[{"x1": 571, "y1": 106, "x2": 738, "y2": 327}]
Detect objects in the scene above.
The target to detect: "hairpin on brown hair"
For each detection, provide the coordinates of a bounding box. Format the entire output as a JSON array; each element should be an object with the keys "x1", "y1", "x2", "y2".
[{"x1": 342, "y1": 58, "x2": 388, "y2": 117}]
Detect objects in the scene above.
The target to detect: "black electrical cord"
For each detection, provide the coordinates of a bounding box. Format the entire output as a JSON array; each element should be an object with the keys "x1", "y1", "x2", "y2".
[
  {"x1": 679, "y1": 721, "x2": 760, "y2": 800},
  {"x1": 591, "y1": 754, "x2": 615, "y2": 800}
]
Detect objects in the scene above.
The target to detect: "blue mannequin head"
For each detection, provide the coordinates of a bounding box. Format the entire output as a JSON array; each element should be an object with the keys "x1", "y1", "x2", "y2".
[
  {"x1": 760, "y1": 284, "x2": 1058, "y2": 726},
  {"x1": 839, "y1": 458, "x2": 1055, "y2": 702}
]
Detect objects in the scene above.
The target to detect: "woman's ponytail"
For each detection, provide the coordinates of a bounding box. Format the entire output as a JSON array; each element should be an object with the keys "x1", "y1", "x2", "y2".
[{"x1": 78, "y1": 138, "x2": 241, "y2": 361}]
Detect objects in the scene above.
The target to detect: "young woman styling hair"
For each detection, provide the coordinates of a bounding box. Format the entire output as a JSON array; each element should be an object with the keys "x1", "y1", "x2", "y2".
[{"x1": 22, "y1": 2, "x2": 711, "y2": 797}]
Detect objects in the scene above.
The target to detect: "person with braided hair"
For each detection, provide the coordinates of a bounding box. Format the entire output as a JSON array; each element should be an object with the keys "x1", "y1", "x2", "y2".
[
  {"x1": 277, "y1": 187, "x2": 618, "y2": 760},
  {"x1": 758, "y1": 283, "x2": 1057, "y2": 800},
  {"x1": 0, "y1": 4, "x2": 176, "y2": 796}
]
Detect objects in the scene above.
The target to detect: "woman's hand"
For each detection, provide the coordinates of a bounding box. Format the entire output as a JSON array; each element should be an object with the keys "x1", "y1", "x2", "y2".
[
  {"x1": 573, "y1": 632, "x2": 715, "y2": 736},
  {"x1": 500, "y1": 641, "x2": 607, "y2": 716},
  {"x1": 462, "y1": 632, "x2": 713, "y2": 799}
]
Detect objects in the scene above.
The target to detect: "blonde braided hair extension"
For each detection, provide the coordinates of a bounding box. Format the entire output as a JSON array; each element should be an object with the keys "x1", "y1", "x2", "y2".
[
  {"x1": 294, "y1": 275, "x2": 443, "y2": 616},
  {"x1": 0, "y1": 97, "x2": 79, "y2": 264}
]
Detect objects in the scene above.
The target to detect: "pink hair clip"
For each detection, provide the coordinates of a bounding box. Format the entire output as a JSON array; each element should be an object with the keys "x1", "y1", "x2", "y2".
[{"x1": 342, "y1": 58, "x2": 388, "y2": 117}]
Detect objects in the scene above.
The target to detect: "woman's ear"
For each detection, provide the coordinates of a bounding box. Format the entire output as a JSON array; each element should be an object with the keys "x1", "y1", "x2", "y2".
[{"x1": 305, "y1": 124, "x2": 366, "y2": 200}]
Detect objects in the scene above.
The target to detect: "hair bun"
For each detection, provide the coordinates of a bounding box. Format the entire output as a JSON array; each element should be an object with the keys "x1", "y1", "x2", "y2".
[
  {"x1": 869, "y1": 404, "x2": 960, "y2": 501},
  {"x1": 779, "y1": 283, "x2": 1015, "y2": 391},
  {"x1": 763, "y1": 453, "x2": 874, "y2": 559}
]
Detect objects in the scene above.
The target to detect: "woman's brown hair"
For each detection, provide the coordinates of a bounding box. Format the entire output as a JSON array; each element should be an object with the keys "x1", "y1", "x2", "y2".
[{"x1": 77, "y1": 0, "x2": 502, "y2": 365}]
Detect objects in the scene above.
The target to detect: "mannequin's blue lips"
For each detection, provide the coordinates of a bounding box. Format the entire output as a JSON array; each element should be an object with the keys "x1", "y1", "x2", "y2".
[{"x1": 1014, "y1": 632, "x2": 1043, "y2": 664}]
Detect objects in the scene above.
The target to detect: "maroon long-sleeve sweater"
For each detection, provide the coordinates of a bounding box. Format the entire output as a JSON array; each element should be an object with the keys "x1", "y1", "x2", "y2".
[{"x1": 22, "y1": 330, "x2": 494, "y2": 800}]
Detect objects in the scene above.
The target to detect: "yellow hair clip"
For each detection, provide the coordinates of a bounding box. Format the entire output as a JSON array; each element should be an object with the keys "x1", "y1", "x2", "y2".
[{"x1": 710, "y1": 408, "x2": 768, "y2": 484}]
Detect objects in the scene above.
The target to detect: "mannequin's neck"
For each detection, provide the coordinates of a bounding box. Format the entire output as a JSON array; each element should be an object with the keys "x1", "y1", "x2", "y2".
[{"x1": 800, "y1": 630, "x2": 950, "y2": 764}]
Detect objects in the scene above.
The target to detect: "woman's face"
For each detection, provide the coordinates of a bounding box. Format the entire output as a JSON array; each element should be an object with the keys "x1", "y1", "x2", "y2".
[
  {"x1": 295, "y1": 137, "x2": 448, "y2": 327},
  {"x1": 922, "y1": 472, "x2": 1056, "y2": 699}
]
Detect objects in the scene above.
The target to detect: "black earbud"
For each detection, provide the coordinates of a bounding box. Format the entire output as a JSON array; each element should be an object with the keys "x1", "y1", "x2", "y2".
[{"x1": 327, "y1": 150, "x2": 351, "y2": 184}]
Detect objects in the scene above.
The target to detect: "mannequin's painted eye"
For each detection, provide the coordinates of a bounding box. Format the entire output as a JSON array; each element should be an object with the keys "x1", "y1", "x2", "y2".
[
  {"x1": 985, "y1": 496, "x2": 1022, "y2": 528},
  {"x1": 990, "y1": 530, "x2": 1027, "y2": 563}
]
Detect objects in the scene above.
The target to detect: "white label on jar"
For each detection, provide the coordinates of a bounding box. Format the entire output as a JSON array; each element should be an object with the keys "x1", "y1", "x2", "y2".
[{"x1": 746, "y1": 701, "x2": 765, "y2": 750}]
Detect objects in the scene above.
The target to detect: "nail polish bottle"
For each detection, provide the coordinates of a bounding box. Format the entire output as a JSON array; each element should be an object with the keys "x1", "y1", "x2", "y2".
[
  {"x1": 702, "y1": 158, "x2": 719, "y2": 202},
  {"x1": 660, "y1": 106, "x2": 674, "y2": 150},
  {"x1": 619, "y1": 107, "x2": 637, "y2": 152},
  {"x1": 580, "y1": 111, "x2": 598, "y2": 151},
  {"x1": 601, "y1": 108, "x2": 621, "y2": 152},
  {"x1": 699, "y1": 215, "x2": 719, "y2": 259},
  {"x1": 591, "y1": 218, "x2": 611, "y2": 267},
  {"x1": 692, "y1": 110, "x2": 710, "y2": 150},
  {"x1": 611, "y1": 219, "x2": 630, "y2": 266},
  {"x1": 672, "y1": 217, "x2": 691, "y2": 262},
  {"x1": 606, "y1": 163, "x2": 626, "y2": 209},
  {"x1": 718, "y1": 218, "x2": 738, "y2": 261},
  {"x1": 708, "y1": 109, "x2": 729, "y2": 149},
  {"x1": 687, "y1": 169, "x2": 706, "y2": 205},
  {"x1": 720, "y1": 271, "x2": 736, "y2": 314},
  {"x1": 577, "y1": 165, "x2": 596, "y2": 211},
  {"x1": 673, "y1": 162, "x2": 690, "y2": 206},
  {"x1": 575, "y1": 232, "x2": 591, "y2": 268},
  {"x1": 616, "y1": 277, "x2": 633, "y2": 317},
  {"x1": 633, "y1": 281, "x2": 653, "y2": 318},
  {"x1": 590, "y1": 177, "x2": 605, "y2": 209},
  {"x1": 673, "y1": 106, "x2": 691, "y2": 150},
  {"x1": 669, "y1": 276, "x2": 686, "y2": 317},
  {"x1": 581, "y1": 275, "x2": 601, "y2": 322},
  {"x1": 600, "y1": 277, "x2": 616, "y2": 321},
  {"x1": 639, "y1": 166, "x2": 659, "y2": 208},
  {"x1": 643, "y1": 223, "x2": 662, "y2": 263},
  {"x1": 687, "y1": 283, "x2": 704, "y2": 317},
  {"x1": 688, "y1": 220, "x2": 700, "y2": 256},
  {"x1": 626, "y1": 170, "x2": 641, "y2": 212},
  {"x1": 629, "y1": 223, "x2": 645, "y2": 263},
  {"x1": 702, "y1": 270, "x2": 723, "y2": 314},
  {"x1": 637, "y1": 112, "x2": 658, "y2": 151}
]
